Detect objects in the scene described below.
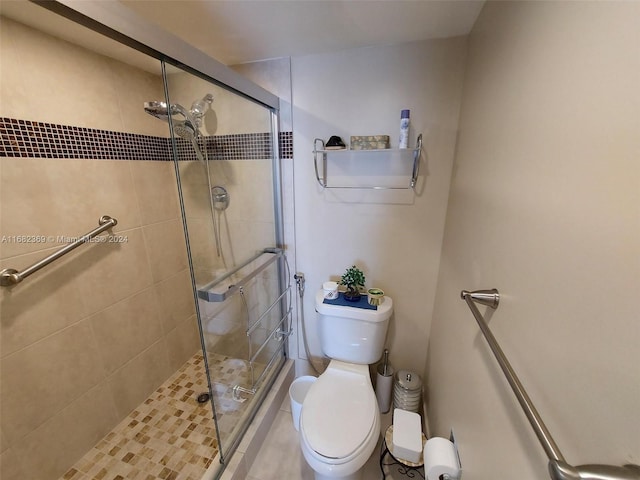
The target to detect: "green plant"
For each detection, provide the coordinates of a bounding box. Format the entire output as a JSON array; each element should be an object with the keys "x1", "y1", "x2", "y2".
[{"x1": 340, "y1": 265, "x2": 366, "y2": 296}]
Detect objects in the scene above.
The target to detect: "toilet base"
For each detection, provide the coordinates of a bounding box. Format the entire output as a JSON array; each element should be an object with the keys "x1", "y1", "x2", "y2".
[{"x1": 313, "y1": 470, "x2": 362, "y2": 480}]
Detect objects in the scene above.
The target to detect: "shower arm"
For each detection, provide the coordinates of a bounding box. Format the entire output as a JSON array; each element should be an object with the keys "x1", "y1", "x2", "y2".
[
  {"x1": 191, "y1": 94, "x2": 214, "y2": 127},
  {"x1": 461, "y1": 289, "x2": 640, "y2": 480}
]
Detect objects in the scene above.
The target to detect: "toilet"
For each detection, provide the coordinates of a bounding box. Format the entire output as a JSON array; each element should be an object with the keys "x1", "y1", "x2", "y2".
[{"x1": 299, "y1": 289, "x2": 393, "y2": 480}]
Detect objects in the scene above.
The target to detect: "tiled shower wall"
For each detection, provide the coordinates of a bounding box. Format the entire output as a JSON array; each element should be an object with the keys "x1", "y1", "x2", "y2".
[
  {"x1": 0, "y1": 17, "x2": 199, "y2": 480},
  {"x1": 0, "y1": 16, "x2": 294, "y2": 480}
]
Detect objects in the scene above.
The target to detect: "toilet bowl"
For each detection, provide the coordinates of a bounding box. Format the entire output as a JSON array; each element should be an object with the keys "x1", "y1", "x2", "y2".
[
  {"x1": 299, "y1": 360, "x2": 380, "y2": 480},
  {"x1": 297, "y1": 290, "x2": 393, "y2": 480}
]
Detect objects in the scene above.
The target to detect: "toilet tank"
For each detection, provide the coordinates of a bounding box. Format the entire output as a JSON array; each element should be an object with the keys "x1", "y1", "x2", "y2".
[{"x1": 315, "y1": 289, "x2": 393, "y2": 364}]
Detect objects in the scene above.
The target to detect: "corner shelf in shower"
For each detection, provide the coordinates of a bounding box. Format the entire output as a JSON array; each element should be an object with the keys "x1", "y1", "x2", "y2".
[{"x1": 312, "y1": 134, "x2": 422, "y2": 190}]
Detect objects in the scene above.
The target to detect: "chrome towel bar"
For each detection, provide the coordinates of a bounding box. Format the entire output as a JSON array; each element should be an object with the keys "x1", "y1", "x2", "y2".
[
  {"x1": 1, "y1": 215, "x2": 118, "y2": 287},
  {"x1": 461, "y1": 289, "x2": 640, "y2": 480},
  {"x1": 197, "y1": 248, "x2": 283, "y2": 302}
]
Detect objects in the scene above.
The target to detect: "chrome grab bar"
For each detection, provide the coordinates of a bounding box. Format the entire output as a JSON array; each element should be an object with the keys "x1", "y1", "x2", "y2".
[
  {"x1": 461, "y1": 289, "x2": 640, "y2": 480},
  {"x1": 1, "y1": 215, "x2": 118, "y2": 287},
  {"x1": 461, "y1": 289, "x2": 564, "y2": 462}
]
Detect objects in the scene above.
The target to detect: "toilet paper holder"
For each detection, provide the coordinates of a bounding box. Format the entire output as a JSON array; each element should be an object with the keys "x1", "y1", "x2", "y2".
[
  {"x1": 423, "y1": 431, "x2": 462, "y2": 480},
  {"x1": 461, "y1": 289, "x2": 640, "y2": 480}
]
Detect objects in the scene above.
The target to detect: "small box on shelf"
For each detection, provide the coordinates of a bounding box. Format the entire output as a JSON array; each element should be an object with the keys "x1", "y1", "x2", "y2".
[{"x1": 350, "y1": 135, "x2": 390, "y2": 150}]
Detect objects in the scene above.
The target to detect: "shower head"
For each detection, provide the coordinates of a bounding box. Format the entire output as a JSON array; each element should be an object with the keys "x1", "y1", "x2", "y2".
[
  {"x1": 143, "y1": 100, "x2": 192, "y2": 123},
  {"x1": 143, "y1": 101, "x2": 170, "y2": 121},
  {"x1": 144, "y1": 100, "x2": 206, "y2": 164},
  {"x1": 144, "y1": 95, "x2": 213, "y2": 127},
  {"x1": 144, "y1": 100, "x2": 199, "y2": 138}
]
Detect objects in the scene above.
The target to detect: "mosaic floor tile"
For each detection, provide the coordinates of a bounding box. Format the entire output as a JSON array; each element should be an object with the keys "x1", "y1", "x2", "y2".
[{"x1": 59, "y1": 352, "x2": 222, "y2": 480}]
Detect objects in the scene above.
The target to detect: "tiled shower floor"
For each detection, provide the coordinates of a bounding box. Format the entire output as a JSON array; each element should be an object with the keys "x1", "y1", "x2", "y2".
[{"x1": 60, "y1": 351, "x2": 254, "y2": 480}]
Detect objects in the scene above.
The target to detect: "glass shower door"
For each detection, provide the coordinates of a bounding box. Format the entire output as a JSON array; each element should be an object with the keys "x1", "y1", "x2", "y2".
[{"x1": 163, "y1": 63, "x2": 288, "y2": 468}]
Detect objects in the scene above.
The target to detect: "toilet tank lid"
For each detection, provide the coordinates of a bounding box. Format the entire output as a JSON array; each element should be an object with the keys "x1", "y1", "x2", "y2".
[{"x1": 315, "y1": 290, "x2": 393, "y2": 322}]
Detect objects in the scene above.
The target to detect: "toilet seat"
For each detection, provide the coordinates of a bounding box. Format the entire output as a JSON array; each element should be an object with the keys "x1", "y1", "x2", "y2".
[{"x1": 300, "y1": 361, "x2": 378, "y2": 463}]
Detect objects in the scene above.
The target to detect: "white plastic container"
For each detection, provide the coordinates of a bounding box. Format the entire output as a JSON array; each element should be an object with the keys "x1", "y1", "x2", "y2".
[
  {"x1": 392, "y1": 408, "x2": 423, "y2": 464},
  {"x1": 289, "y1": 375, "x2": 317, "y2": 431},
  {"x1": 322, "y1": 281, "x2": 338, "y2": 299}
]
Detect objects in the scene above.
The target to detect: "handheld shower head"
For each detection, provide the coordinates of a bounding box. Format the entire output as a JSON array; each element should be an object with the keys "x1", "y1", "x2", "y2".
[
  {"x1": 172, "y1": 120, "x2": 197, "y2": 140},
  {"x1": 172, "y1": 120, "x2": 205, "y2": 163}
]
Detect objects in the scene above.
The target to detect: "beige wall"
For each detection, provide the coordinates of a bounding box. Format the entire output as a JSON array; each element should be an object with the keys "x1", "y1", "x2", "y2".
[
  {"x1": 427, "y1": 2, "x2": 640, "y2": 478},
  {"x1": 0, "y1": 17, "x2": 165, "y2": 136},
  {"x1": 290, "y1": 37, "x2": 468, "y2": 375},
  {"x1": 0, "y1": 18, "x2": 199, "y2": 480}
]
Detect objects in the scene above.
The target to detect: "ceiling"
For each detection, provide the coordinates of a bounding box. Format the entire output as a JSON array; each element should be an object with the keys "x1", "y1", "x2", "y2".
[
  {"x1": 120, "y1": 0, "x2": 485, "y2": 65},
  {"x1": 1, "y1": 0, "x2": 484, "y2": 67}
]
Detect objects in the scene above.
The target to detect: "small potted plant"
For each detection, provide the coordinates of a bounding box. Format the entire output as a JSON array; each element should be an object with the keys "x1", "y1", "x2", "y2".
[{"x1": 340, "y1": 265, "x2": 366, "y2": 302}]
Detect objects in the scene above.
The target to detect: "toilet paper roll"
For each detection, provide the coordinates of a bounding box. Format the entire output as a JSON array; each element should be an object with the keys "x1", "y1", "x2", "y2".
[
  {"x1": 376, "y1": 371, "x2": 393, "y2": 413},
  {"x1": 423, "y1": 437, "x2": 461, "y2": 480}
]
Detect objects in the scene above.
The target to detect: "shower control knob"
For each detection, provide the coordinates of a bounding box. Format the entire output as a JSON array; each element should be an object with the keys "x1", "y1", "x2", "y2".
[{"x1": 211, "y1": 186, "x2": 230, "y2": 211}]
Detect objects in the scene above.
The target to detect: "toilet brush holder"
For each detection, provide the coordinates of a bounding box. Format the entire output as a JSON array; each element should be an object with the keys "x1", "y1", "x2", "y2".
[
  {"x1": 376, "y1": 363, "x2": 394, "y2": 413},
  {"x1": 376, "y1": 349, "x2": 394, "y2": 413}
]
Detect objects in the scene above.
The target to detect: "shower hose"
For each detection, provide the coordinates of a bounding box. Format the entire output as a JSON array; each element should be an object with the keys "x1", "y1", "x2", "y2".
[{"x1": 295, "y1": 273, "x2": 324, "y2": 375}]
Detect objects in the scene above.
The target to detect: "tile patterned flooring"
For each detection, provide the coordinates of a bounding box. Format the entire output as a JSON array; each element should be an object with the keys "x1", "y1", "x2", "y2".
[
  {"x1": 59, "y1": 352, "x2": 255, "y2": 480},
  {"x1": 58, "y1": 352, "x2": 410, "y2": 480}
]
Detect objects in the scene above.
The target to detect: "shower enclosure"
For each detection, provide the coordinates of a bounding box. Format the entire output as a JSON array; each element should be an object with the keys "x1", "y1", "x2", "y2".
[
  {"x1": 0, "y1": 2, "x2": 289, "y2": 479},
  {"x1": 162, "y1": 63, "x2": 291, "y2": 465}
]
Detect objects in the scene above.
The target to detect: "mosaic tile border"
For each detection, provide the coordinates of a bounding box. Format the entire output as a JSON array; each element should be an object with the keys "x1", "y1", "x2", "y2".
[
  {"x1": 279, "y1": 131, "x2": 293, "y2": 159},
  {"x1": 0, "y1": 117, "x2": 293, "y2": 161}
]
